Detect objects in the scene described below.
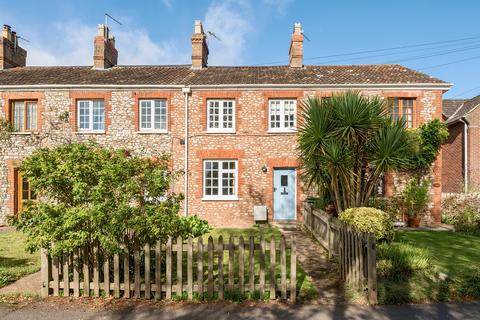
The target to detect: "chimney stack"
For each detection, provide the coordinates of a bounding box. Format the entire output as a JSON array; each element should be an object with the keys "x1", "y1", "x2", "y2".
[
  {"x1": 0, "y1": 25, "x2": 27, "y2": 70},
  {"x1": 289, "y1": 22, "x2": 304, "y2": 68},
  {"x1": 191, "y1": 20, "x2": 208, "y2": 69},
  {"x1": 93, "y1": 24, "x2": 118, "y2": 69}
]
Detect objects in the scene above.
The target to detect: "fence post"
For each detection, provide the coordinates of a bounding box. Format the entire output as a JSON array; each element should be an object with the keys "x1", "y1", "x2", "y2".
[
  {"x1": 113, "y1": 253, "x2": 120, "y2": 298},
  {"x1": 177, "y1": 236, "x2": 183, "y2": 297},
  {"x1": 249, "y1": 236, "x2": 255, "y2": 294},
  {"x1": 166, "y1": 237, "x2": 172, "y2": 299},
  {"x1": 93, "y1": 245, "x2": 100, "y2": 297},
  {"x1": 73, "y1": 249, "x2": 80, "y2": 297},
  {"x1": 269, "y1": 237, "x2": 276, "y2": 300},
  {"x1": 63, "y1": 252, "x2": 70, "y2": 296},
  {"x1": 187, "y1": 238, "x2": 193, "y2": 300},
  {"x1": 218, "y1": 236, "x2": 224, "y2": 300},
  {"x1": 259, "y1": 236, "x2": 265, "y2": 298},
  {"x1": 123, "y1": 245, "x2": 130, "y2": 298},
  {"x1": 52, "y1": 254, "x2": 59, "y2": 297},
  {"x1": 228, "y1": 236, "x2": 234, "y2": 291},
  {"x1": 367, "y1": 234, "x2": 378, "y2": 305},
  {"x1": 144, "y1": 243, "x2": 151, "y2": 299},
  {"x1": 326, "y1": 215, "x2": 332, "y2": 256},
  {"x1": 40, "y1": 248, "x2": 49, "y2": 297},
  {"x1": 280, "y1": 235, "x2": 287, "y2": 300},
  {"x1": 155, "y1": 240, "x2": 162, "y2": 300},
  {"x1": 239, "y1": 236, "x2": 245, "y2": 295},
  {"x1": 207, "y1": 236, "x2": 214, "y2": 299},
  {"x1": 83, "y1": 247, "x2": 90, "y2": 297},
  {"x1": 197, "y1": 237, "x2": 204, "y2": 298},
  {"x1": 290, "y1": 236, "x2": 296, "y2": 303}
]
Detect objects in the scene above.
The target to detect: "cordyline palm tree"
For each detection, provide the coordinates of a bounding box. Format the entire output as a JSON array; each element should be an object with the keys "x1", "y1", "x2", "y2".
[{"x1": 298, "y1": 91, "x2": 415, "y2": 212}]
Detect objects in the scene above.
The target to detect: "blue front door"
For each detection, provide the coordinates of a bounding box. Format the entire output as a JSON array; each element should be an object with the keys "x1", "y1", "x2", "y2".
[{"x1": 273, "y1": 169, "x2": 296, "y2": 220}]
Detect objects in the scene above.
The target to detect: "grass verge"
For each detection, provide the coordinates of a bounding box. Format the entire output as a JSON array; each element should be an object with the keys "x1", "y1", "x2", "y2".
[
  {"x1": 377, "y1": 230, "x2": 480, "y2": 304},
  {"x1": 0, "y1": 229, "x2": 40, "y2": 288}
]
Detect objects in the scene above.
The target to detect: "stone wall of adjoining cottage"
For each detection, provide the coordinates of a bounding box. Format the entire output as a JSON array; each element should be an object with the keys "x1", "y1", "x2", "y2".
[{"x1": 0, "y1": 90, "x2": 187, "y2": 225}]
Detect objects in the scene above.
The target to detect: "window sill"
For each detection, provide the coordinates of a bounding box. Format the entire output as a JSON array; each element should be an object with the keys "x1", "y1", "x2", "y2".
[
  {"x1": 267, "y1": 129, "x2": 297, "y2": 134},
  {"x1": 205, "y1": 131, "x2": 236, "y2": 134},
  {"x1": 10, "y1": 131, "x2": 39, "y2": 135},
  {"x1": 201, "y1": 197, "x2": 239, "y2": 202},
  {"x1": 75, "y1": 131, "x2": 106, "y2": 135},
  {"x1": 136, "y1": 130, "x2": 169, "y2": 134}
]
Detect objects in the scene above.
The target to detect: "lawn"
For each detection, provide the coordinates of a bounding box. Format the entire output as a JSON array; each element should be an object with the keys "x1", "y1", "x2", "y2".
[
  {"x1": 204, "y1": 226, "x2": 318, "y2": 300},
  {"x1": 0, "y1": 229, "x2": 40, "y2": 288},
  {"x1": 377, "y1": 230, "x2": 480, "y2": 304}
]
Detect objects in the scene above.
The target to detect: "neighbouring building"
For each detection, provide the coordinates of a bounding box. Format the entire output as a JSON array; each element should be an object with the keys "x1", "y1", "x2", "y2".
[
  {"x1": 0, "y1": 21, "x2": 451, "y2": 227},
  {"x1": 442, "y1": 95, "x2": 480, "y2": 193}
]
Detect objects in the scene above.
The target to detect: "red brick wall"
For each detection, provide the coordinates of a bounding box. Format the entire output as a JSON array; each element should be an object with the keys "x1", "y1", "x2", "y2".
[
  {"x1": 442, "y1": 122, "x2": 465, "y2": 193},
  {"x1": 466, "y1": 107, "x2": 480, "y2": 191},
  {"x1": 0, "y1": 88, "x2": 445, "y2": 227}
]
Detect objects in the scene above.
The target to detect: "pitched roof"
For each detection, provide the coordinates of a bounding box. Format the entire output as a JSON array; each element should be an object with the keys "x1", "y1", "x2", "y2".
[
  {"x1": 445, "y1": 95, "x2": 480, "y2": 124},
  {"x1": 0, "y1": 64, "x2": 448, "y2": 87},
  {"x1": 443, "y1": 99, "x2": 468, "y2": 118}
]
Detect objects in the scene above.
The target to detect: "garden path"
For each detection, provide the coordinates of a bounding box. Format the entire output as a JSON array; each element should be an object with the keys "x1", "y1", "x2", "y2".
[{"x1": 276, "y1": 223, "x2": 344, "y2": 304}]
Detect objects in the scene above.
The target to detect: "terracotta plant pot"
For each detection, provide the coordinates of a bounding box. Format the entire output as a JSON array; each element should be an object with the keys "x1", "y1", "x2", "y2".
[{"x1": 407, "y1": 215, "x2": 421, "y2": 228}]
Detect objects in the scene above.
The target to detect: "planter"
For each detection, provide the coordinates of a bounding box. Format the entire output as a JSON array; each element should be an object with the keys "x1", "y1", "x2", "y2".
[{"x1": 407, "y1": 215, "x2": 421, "y2": 227}]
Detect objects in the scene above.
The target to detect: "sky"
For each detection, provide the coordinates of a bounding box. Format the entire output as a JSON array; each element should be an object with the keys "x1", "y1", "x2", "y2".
[{"x1": 0, "y1": 0, "x2": 479, "y2": 98}]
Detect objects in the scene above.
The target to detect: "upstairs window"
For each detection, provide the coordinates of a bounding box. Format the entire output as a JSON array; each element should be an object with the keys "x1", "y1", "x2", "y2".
[
  {"x1": 139, "y1": 99, "x2": 168, "y2": 132},
  {"x1": 10, "y1": 100, "x2": 37, "y2": 132},
  {"x1": 207, "y1": 100, "x2": 235, "y2": 132},
  {"x1": 389, "y1": 98, "x2": 415, "y2": 128},
  {"x1": 203, "y1": 160, "x2": 237, "y2": 200},
  {"x1": 77, "y1": 100, "x2": 105, "y2": 132},
  {"x1": 268, "y1": 99, "x2": 296, "y2": 132}
]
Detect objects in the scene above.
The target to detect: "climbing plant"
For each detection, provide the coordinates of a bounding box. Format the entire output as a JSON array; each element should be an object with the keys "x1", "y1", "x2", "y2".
[{"x1": 410, "y1": 119, "x2": 448, "y2": 170}]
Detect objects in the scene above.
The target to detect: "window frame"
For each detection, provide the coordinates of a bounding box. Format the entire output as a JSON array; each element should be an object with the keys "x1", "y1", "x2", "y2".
[
  {"x1": 138, "y1": 99, "x2": 168, "y2": 133},
  {"x1": 268, "y1": 99, "x2": 297, "y2": 132},
  {"x1": 9, "y1": 100, "x2": 38, "y2": 132},
  {"x1": 388, "y1": 97, "x2": 416, "y2": 128},
  {"x1": 76, "y1": 99, "x2": 105, "y2": 132},
  {"x1": 202, "y1": 159, "x2": 238, "y2": 200},
  {"x1": 206, "y1": 99, "x2": 236, "y2": 133}
]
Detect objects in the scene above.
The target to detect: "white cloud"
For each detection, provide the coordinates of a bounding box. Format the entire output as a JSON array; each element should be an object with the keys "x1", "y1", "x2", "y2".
[
  {"x1": 203, "y1": 0, "x2": 251, "y2": 66},
  {"x1": 24, "y1": 21, "x2": 189, "y2": 66},
  {"x1": 263, "y1": 0, "x2": 293, "y2": 14},
  {"x1": 162, "y1": 0, "x2": 173, "y2": 8}
]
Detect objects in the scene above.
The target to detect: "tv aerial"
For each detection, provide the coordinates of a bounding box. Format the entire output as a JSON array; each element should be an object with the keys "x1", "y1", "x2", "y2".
[{"x1": 104, "y1": 13, "x2": 123, "y2": 28}]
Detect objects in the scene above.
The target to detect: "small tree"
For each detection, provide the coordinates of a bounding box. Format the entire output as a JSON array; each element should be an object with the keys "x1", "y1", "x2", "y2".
[
  {"x1": 298, "y1": 91, "x2": 416, "y2": 212},
  {"x1": 10, "y1": 142, "x2": 210, "y2": 256}
]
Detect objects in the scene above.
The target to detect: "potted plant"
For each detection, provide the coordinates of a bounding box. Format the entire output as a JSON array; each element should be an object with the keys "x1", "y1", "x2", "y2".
[{"x1": 402, "y1": 178, "x2": 430, "y2": 227}]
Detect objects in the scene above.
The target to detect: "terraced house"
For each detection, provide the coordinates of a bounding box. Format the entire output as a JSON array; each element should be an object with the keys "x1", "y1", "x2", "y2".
[{"x1": 0, "y1": 21, "x2": 451, "y2": 227}]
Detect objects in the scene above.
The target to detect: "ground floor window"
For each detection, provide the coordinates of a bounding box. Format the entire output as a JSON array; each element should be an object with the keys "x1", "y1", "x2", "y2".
[
  {"x1": 14, "y1": 169, "x2": 36, "y2": 214},
  {"x1": 203, "y1": 160, "x2": 237, "y2": 199}
]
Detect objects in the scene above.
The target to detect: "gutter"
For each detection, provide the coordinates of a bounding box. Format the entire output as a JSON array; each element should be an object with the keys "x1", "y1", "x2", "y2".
[
  {"x1": 0, "y1": 82, "x2": 453, "y2": 91},
  {"x1": 182, "y1": 86, "x2": 191, "y2": 216}
]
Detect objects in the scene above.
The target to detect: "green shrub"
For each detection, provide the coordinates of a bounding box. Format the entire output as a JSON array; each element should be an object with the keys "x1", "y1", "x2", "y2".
[
  {"x1": 338, "y1": 207, "x2": 394, "y2": 241},
  {"x1": 179, "y1": 215, "x2": 211, "y2": 239},
  {"x1": 401, "y1": 178, "x2": 430, "y2": 216},
  {"x1": 377, "y1": 242, "x2": 432, "y2": 280},
  {"x1": 455, "y1": 207, "x2": 480, "y2": 236},
  {"x1": 9, "y1": 142, "x2": 211, "y2": 257}
]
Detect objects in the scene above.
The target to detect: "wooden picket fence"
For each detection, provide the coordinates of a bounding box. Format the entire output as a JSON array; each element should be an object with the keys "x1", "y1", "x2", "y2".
[
  {"x1": 41, "y1": 235, "x2": 297, "y2": 302},
  {"x1": 302, "y1": 203, "x2": 377, "y2": 304}
]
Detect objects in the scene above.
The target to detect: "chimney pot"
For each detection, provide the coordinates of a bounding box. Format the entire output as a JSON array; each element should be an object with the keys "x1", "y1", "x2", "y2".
[
  {"x1": 191, "y1": 20, "x2": 208, "y2": 69},
  {"x1": 289, "y1": 22, "x2": 304, "y2": 68},
  {"x1": 93, "y1": 24, "x2": 118, "y2": 69},
  {"x1": 0, "y1": 25, "x2": 27, "y2": 69}
]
